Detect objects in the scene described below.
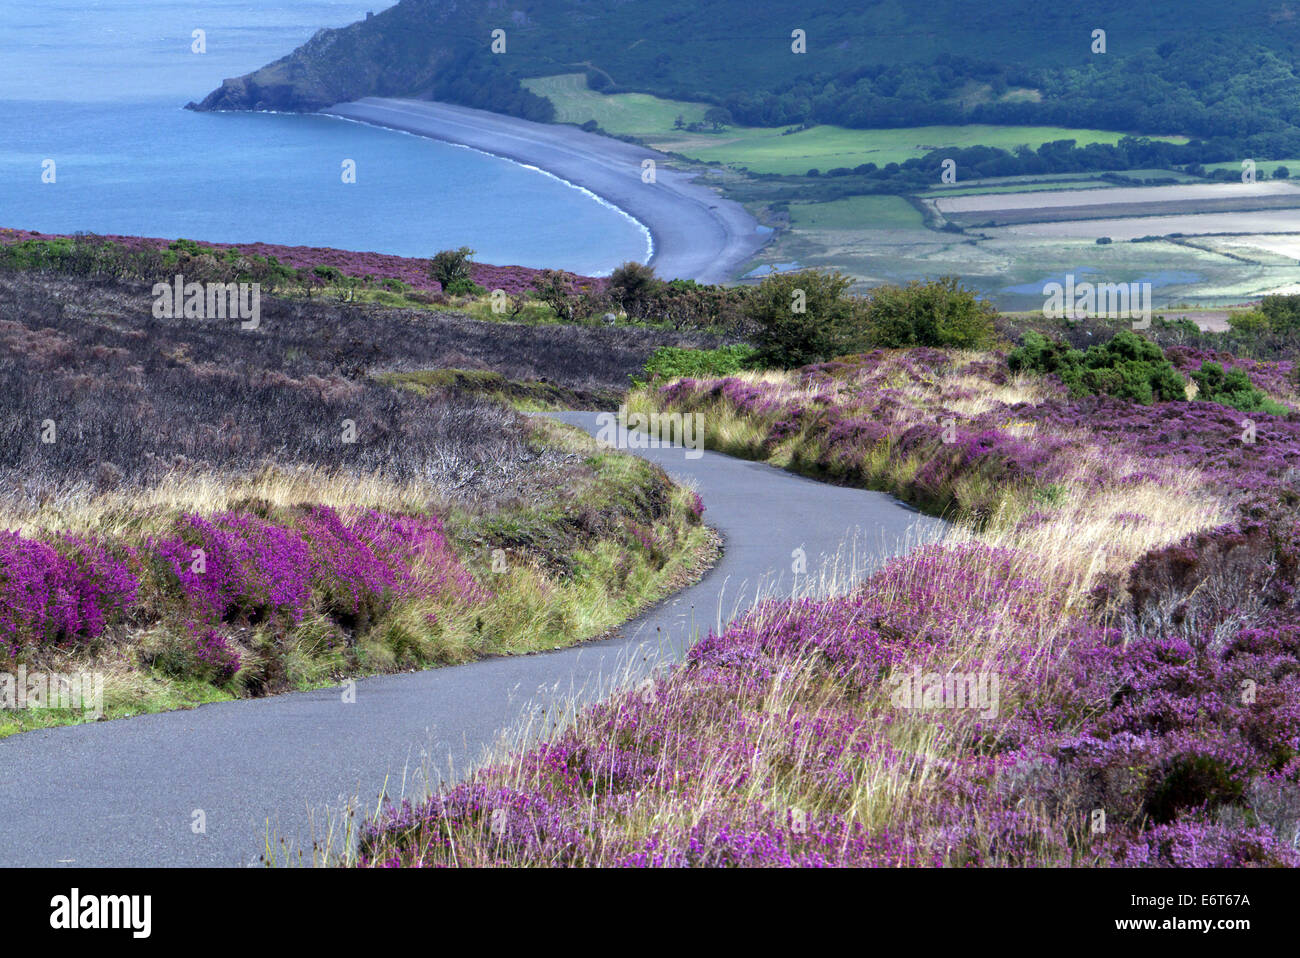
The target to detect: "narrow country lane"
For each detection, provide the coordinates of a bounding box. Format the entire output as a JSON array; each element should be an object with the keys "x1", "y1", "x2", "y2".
[{"x1": 0, "y1": 413, "x2": 945, "y2": 866}]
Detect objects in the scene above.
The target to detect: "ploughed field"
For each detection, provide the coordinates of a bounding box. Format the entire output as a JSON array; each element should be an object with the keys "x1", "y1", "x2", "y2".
[{"x1": 933, "y1": 182, "x2": 1300, "y2": 228}]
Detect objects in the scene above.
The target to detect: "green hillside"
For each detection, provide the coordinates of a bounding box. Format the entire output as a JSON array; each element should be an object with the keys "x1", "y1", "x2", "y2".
[{"x1": 190, "y1": 0, "x2": 1300, "y2": 157}]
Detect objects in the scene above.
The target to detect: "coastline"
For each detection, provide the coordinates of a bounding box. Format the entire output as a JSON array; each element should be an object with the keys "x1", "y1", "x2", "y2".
[
  {"x1": 320, "y1": 98, "x2": 770, "y2": 284},
  {"x1": 324, "y1": 112, "x2": 655, "y2": 268}
]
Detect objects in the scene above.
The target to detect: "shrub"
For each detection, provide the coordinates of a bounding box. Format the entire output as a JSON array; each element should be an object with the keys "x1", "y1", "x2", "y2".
[
  {"x1": 859, "y1": 277, "x2": 998, "y2": 350},
  {"x1": 638, "y1": 344, "x2": 761, "y2": 384},
  {"x1": 444, "y1": 277, "x2": 487, "y2": 297},
  {"x1": 1191, "y1": 361, "x2": 1290, "y2": 415},
  {"x1": 748, "y1": 269, "x2": 856, "y2": 369},
  {"x1": 155, "y1": 513, "x2": 313, "y2": 627},
  {"x1": 0, "y1": 531, "x2": 138, "y2": 654},
  {"x1": 429, "y1": 247, "x2": 476, "y2": 290},
  {"x1": 1009, "y1": 330, "x2": 1187, "y2": 404},
  {"x1": 641, "y1": 280, "x2": 752, "y2": 332},
  {"x1": 1258, "y1": 294, "x2": 1300, "y2": 333},
  {"x1": 607, "y1": 261, "x2": 662, "y2": 319},
  {"x1": 1227, "y1": 310, "x2": 1271, "y2": 334},
  {"x1": 534, "y1": 268, "x2": 580, "y2": 321}
]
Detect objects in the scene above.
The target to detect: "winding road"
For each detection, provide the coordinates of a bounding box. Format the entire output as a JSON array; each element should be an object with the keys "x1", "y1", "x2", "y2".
[
  {"x1": 321, "y1": 98, "x2": 770, "y2": 284},
  {"x1": 0, "y1": 414, "x2": 945, "y2": 867}
]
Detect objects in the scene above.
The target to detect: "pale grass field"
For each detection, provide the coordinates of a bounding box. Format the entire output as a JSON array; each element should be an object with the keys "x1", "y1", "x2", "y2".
[
  {"x1": 650, "y1": 354, "x2": 1236, "y2": 632},
  {"x1": 933, "y1": 180, "x2": 1300, "y2": 213},
  {"x1": 0, "y1": 466, "x2": 433, "y2": 539},
  {"x1": 0, "y1": 416, "x2": 610, "y2": 537}
]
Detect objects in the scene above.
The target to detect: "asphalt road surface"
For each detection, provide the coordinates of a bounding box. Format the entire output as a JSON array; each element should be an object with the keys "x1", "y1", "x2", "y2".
[{"x1": 0, "y1": 413, "x2": 945, "y2": 866}]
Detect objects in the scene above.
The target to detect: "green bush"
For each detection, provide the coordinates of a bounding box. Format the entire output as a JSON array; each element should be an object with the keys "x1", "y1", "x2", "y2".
[
  {"x1": 637, "y1": 344, "x2": 761, "y2": 384},
  {"x1": 0, "y1": 238, "x2": 75, "y2": 271},
  {"x1": 1191, "y1": 361, "x2": 1290, "y2": 415},
  {"x1": 608, "y1": 261, "x2": 662, "y2": 319},
  {"x1": 1008, "y1": 330, "x2": 1187, "y2": 404},
  {"x1": 748, "y1": 271, "x2": 998, "y2": 368},
  {"x1": 1227, "y1": 310, "x2": 1271, "y2": 334},
  {"x1": 1256, "y1": 294, "x2": 1300, "y2": 333},
  {"x1": 168, "y1": 238, "x2": 211, "y2": 257},
  {"x1": 859, "y1": 277, "x2": 998, "y2": 350},
  {"x1": 429, "y1": 246, "x2": 475, "y2": 289},
  {"x1": 444, "y1": 277, "x2": 487, "y2": 297},
  {"x1": 748, "y1": 269, "x2": 857, "y2": 369}
]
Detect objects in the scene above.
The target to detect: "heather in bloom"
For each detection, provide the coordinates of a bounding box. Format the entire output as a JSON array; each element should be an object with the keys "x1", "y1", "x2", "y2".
[
  {"x1": 634, "y1": 348, "x2": 1300, "y2": 518},
  {"x1": 359, "y1": 540, "x2": 1300, "y2": 868},
  {"x1": 150, "y1": 507, "x2": 486, "y2": 635},
  {"x1": 356, "y1": 343, "x2": 1300, "y2": 868},
  {"x1": 191, "y1": 628, "x2": 242, "y2": 682},
  {"x1": 1, "y1": 502, "x2": 489, "y2": 692},
  {"x1": 0, "y1": 531, "x2": 138, "y2": 654},
  {"x1": 155, "y1": 512, "x2": 314, "y2": 627},
  {"x1": 0, "y1": 229, "x2": 601, "y2": 297}
]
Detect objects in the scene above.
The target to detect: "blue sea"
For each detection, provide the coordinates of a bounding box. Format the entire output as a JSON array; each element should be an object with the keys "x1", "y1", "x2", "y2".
[{"x1": 0, "y1": 1, "x2": 649, "y2": 273}]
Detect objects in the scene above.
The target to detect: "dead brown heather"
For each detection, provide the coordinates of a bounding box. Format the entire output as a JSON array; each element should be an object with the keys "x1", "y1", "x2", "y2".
[{"x1": 0, "y1": 272, "x2": 715, "y2": 516}]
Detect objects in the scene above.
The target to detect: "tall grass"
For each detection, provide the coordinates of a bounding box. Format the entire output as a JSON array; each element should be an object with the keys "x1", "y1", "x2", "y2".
[{"x1": 351, "y1": 346, "x2": 1300, "y2": 867}]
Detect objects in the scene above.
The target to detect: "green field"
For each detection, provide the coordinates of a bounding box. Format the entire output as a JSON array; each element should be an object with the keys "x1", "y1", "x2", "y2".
[
  {"x1": 661, "y1": 124, "x2": 1186, "y2": 175},
  {"x1": 522, "y1": 74, "x2": 710, "y2": 135},
  {"x1": 524, "y1": 74, "x2": 1186, "y2": 176},
  {"x1": 788, "y1": 196, "x2": 924, "y2": 230},
  {"x1": 1202, "y1": 159, "x2": 1300, "y2": 176}
]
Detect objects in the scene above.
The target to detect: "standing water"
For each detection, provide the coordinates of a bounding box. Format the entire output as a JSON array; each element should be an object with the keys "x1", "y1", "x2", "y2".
[{"x1": 0, "y1": 1, "x2": 649, "y2": 273}]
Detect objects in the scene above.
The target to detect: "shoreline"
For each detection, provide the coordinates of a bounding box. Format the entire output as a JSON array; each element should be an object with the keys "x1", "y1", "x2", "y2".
[
  {"x1": 324, "y1": 112, "x2": 654, "y2": 268},
  {"x1": 320, "y1": 98, "x2": 770, "y2": 284}
]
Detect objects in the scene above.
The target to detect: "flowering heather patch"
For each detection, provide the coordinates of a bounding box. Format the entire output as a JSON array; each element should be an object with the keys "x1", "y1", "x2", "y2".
[
  {"x1": 354, "y1": 344, "x2": 1300, "y2": 868},
  {"x1": 153, "y1": 507, "x2": 485, "y2": 632},
  {"x1": 2, "y1": 504, "x2": 485, "y2": 674},
  {"x1": 192, "y1": 628, "x2": 242, "y2": 682},
  {"x1": 360, "y1": 541, "x2": 1300, "y2": 867},
  {"x1": 0, "y1": 227, "x2": 600, "y2": 296},
  {"x1": 0, "y1": 531, "x2": 138, "y2": 655},
  {"x1": 346, "y1": 509, "x2": 487, "y2": 607},
  {"x1": 639, "y1": 349, "x2": 1300, "y2": 514},
  {"x1": 688, "y1": 491, "x2": 705, "y2": 521},
  {"x1": 155, "y1": 512, "x2": 314, "y2": 627}
]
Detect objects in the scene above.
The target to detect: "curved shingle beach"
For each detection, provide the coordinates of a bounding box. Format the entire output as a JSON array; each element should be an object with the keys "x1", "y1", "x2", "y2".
[{"x1": 321, "y1": 98, "x2": 769, "y2": 283}]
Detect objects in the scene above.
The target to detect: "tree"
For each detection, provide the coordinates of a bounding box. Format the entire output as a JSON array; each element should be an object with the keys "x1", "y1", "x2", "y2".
[
  {"x1": 748, "y1": 268, "x2": 856, "y2": 368},
  {"x1": 607, "y1": 261, "x2": 662, "y2": 319},
  {"x1": 859, "y1": 277, "x2": 998, "y2": 349},
  {"x1": 703, "y1": 107, "x2": 734, "y2": 131},
  {"x1": 429, "y1": 247, "x2": 475, "y2": 289}
]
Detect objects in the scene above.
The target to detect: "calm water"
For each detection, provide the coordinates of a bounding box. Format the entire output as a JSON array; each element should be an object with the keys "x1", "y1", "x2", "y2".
[{"x1": 0, "y1": 1, "x2": 648, "y2": 272}]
